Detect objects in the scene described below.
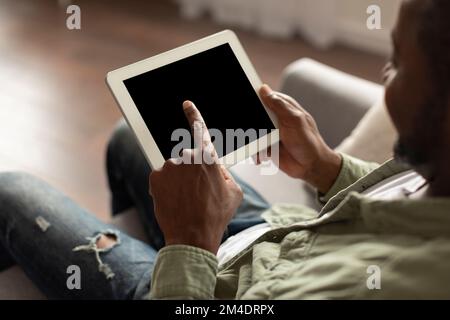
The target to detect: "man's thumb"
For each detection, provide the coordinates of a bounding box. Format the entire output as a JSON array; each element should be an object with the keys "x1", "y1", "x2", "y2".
[{"x1": 260, "y1": 84, "x2": 288, "y2": 116}]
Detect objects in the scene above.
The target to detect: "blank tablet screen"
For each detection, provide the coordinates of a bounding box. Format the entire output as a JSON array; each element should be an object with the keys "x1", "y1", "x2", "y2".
[{"x1": 123, "y1": 43, "x2": 275, "y2": 159}]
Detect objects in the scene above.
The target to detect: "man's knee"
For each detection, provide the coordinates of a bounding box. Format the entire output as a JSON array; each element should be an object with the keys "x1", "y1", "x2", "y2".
[
  {"x1": 107, "y1": 119, "x2": 137, "y2": 160},
  {"x1": 96, "y1": 233, "x2": 118, "y2": 249}
]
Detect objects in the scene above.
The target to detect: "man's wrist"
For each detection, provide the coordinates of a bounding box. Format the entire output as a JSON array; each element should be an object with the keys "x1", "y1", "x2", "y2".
[
  {"x1": 305, "y1": 150, "x2": 342, "y2": 194},
  {"x1": 165, "y1": 235, "x2": 220, "y2": 255}
]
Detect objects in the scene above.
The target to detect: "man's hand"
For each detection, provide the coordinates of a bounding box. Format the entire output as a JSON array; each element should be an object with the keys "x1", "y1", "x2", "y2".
[
  {"x1": 149, "y1": 101, "x2": 243, "y2": 255},
  {"x1": 259, "y1": 85, "x2": 342, "y2": 194}
]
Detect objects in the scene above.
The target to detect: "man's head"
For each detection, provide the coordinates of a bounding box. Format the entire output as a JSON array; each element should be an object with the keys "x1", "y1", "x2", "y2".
[{"x1": 384, "y1": 0, "x2": 450, "y2": 181}]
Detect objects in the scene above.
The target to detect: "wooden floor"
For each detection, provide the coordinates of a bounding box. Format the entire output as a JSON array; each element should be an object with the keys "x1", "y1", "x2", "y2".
[{"x1": 0, "y1": 0, "x2": 386, "y2": 221}]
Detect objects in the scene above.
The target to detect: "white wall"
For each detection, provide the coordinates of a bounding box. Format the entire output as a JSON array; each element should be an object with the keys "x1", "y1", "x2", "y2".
[
  {"x1": 336, "y1": 0, "x2": 402, "y2": 56},
  {"x1": 176, "y1": 0, "x2": 402, "y2": 57}
]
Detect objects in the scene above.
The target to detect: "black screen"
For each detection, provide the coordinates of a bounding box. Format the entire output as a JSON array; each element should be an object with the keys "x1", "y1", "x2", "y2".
[{"x1": 123, "y1": 43, "x2": 275, "y2": 159}]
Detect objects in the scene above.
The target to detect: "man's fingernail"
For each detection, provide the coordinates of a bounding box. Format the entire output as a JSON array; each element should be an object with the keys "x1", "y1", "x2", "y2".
[{"x1": 183, "y1": 100, "x2": 193, "y2": 110}]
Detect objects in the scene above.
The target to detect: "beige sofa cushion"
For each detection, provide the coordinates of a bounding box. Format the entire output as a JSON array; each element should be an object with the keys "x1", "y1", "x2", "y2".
[{"x1": 335, "y1": 98, "x2": 397, "y2": 164}]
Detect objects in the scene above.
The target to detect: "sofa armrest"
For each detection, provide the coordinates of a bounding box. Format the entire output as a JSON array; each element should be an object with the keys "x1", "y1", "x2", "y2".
[{"x1": 280, "y1": 58, "x2": 384, "y2": 148}]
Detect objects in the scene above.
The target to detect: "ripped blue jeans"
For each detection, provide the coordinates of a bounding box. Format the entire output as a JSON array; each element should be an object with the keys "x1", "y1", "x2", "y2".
[{"x1": 0, "y1": 120, "x2": 270, "y2": 299}]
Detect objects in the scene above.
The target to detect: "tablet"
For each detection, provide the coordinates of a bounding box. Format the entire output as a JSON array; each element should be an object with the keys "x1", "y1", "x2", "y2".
[{"x1": 106, "y1": 30, "x2": 279, "y2": 170}]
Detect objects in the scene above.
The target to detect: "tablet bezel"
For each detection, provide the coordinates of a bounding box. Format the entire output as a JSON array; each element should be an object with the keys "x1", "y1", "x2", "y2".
[{"x1": 106, "y1": 30, "x2": 279, "y2": 170}]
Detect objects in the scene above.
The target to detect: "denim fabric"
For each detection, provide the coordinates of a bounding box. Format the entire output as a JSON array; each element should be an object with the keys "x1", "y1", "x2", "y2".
[
  {"x1": 0, "y1": 119, "x2": 269, "y2": 299},
  {"x1": 0, "y1": 172, "x2": 157, "y2": 299}
]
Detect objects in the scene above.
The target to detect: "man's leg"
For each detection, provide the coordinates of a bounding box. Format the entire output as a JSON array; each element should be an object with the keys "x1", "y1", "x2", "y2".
[
  {"x1": 106, "y1": 120, "x2": 271, "y2": 250},
  {"x1": 106, "y1": 119, "x2": 164, "y2": 249},
  {"x1": 0, "y1": 172, "x2": 156, "y2": 299}
]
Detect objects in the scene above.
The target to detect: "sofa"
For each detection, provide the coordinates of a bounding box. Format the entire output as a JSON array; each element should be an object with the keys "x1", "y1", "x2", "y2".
[{"x1": 0, "y1": 58, "x2": 393, "y2": 299}]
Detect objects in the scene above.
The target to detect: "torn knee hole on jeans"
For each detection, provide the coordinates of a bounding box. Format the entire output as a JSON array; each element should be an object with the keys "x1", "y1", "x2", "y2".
[
  {"x1": 96, "y1": 233, "x2": 118, "y2": 249},
  {"x1": 72, "y1": 229, "x2": 121, "y2": 280}
]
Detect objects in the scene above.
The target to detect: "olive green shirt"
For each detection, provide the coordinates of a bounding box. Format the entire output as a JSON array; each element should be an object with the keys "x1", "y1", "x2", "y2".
[{"x1": 149, "y1": 154, "x2": 450, "y2": 299}]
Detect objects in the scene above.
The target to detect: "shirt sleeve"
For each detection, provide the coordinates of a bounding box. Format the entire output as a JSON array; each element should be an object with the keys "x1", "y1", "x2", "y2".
[
  {"x1": 149, "y1": 245, "x2": 218, "y2": 300},
  {"x1": 318, "y1": 153, "x2": 379, "y2": 204}
]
